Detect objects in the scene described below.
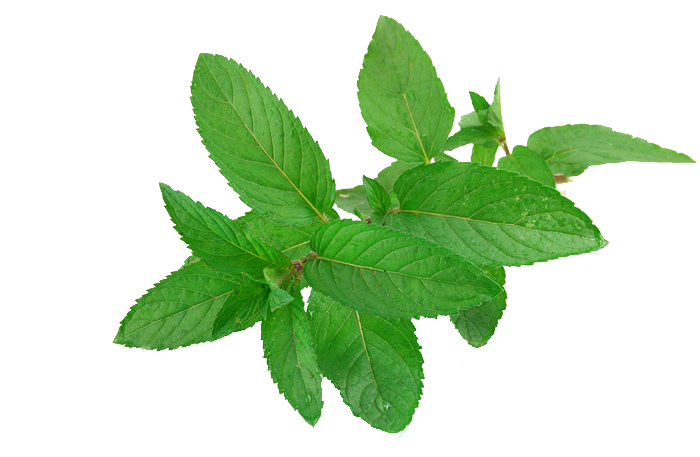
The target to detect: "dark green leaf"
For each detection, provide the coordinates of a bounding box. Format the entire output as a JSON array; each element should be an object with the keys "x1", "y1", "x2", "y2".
[
  {"x1": 238, "y1": 211, "x2": 321, "y2": 261},
  {"x1": 469, "y1": 91, "x2": 490, "y2": 111},
  {"x1": 160, "y1": 184, "x2": 289, "y2": 277},
  {"x1": 386, "y1": 162, "x2": 607, "y2": 266},
  {"x1": 309, "y1": 290, "x2": 423, "y2": 433},
  {"x1": 471, "y1": 141, "x2": 500, "y2": 166},
  {"x1": 212, "y1": 275, "x2": 268, "y2": 339},
  {"x1": 498, "y1": 145, "x2": 556, "y2": 187},
  {"x1": 261, "y1": 287, "x2": 323, "y2": 426},
  {"x1": 358, "y1": 16, "x2": 454, "y2": 163},
  {"x1": 262, "y1": 267, "x2": 296, "y2": 316},
  {"x1": 304, "y1": 220, "x2": 502, "y2": 319},
  {"x1": 487, "y1": 79, "x2": 504, "y2": 133},
  {"x1": 191, "y1": 53, "x2": 335, "y2": 225},
  {"x1": 363, "y1": 176, "x2": 392, "y2": 217},
  {"x1": 528, "y1": 124, "x2": 695, "y2": 177},
  {"x1": 450, "y1": 266, "x2": 507, "y2": 348},
  {"x1": 433, "y1": 152, "x2": 458, "y2": 162},
  {"x1": 114, "y1": 261, "x2": 257, "y2": 350}
]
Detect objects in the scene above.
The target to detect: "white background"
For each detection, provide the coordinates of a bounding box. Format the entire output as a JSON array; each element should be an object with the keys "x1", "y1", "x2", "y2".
[{"x1": 2, "y1": 1, "x2": 698, "y2": 455}]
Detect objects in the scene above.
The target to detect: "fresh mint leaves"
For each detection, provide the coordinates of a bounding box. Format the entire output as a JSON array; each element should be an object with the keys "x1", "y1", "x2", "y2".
[{"x1": 115, "y1": 15, "x2": 695, "y2": 433}]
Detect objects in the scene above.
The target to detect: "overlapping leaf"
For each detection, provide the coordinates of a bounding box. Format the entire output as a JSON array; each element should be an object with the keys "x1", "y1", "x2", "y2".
[
  {"x1": 114, "y1": 260, "x2": 260, "y2": 350},
  {"x1": 160, "y1": 184, "x2": 289, "y2": 276},
  {"x1": 471, "y1": 141, "x2": 500, "y2": 166},
  {"x1": 309, "y1": 290, "x2": 423, "y2": 433},
  {"x1": 363, "y1": 175, "x2": 392, "y2": 217},
  {"x1": 238, "y1": 211, "x2": 321, "y2": 261},
  {"x1": 261, "y1": 287, "x2": 323, "y2": 426},
  {"x1": 450, "y1": 266, "x2": 507, "y2": 348},
  {"x1": 358, "y1": 16, "x2": 454, "y2": 163},
  {"x1": 212, "y1": 275, "x2": 268, "y2": 339},
  {"x1": 303, "y1": 219, "x2": 502, "y2": 319},
  {"x1": 498, "y1": 146, "x2": 556, "y2": 187},
  {"x1": 528, "y1": 124, "x2": 694, "y2": 177},
  {"x1": 386, "y1": 162, "x2": 607, "y2": 266},
  {"x1": 191, "y1": 53, "x2": 335, "y2": 225}
]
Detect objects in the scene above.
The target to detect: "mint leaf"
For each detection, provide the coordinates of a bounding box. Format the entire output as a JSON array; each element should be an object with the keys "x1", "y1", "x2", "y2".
[
  {"x1": 527, "y1": 124, "x2": 695, "y2": 177},
  {"x1": 212, "y1": 275, "x2": 268, "y2": 339},
  {"x1": 191, "y1": 53, "x2": 335, "y2": 225},
  {"x1": 433, "y1": 152, "x2": 457, "y2": 162},
  {"x1": 363, "y1": 175, "x2": 392, "y2": 217},
  {"x1": 487, "y1": 79, "x2": 504, "y2": 134},
  {"x1": 469, "y1": 91, "x2": 490, "y2": 111},
  {"x1": 304, "y1": 220, "x2": 502, "y2": 319},
  {"x1": 335, "y1": 185, "x2": 371, "y2": 217},
  {"x1": 386, "y1": 162, "x2": 607, "y2": 266},
  {"x1": 114, "y1": 261, "x2": 257, "y2": 350},
  {"x1": 375, "y1": 160, "x2": 421, "y2": 190},
  {"x1": 450, "y1": 266, "x2": 507, "y2": 348},
  {"x1": 238, "y1": 211, "x2": 321, "y2": 261},
  {"x1": 262, "y1": 267, "x2": 296, "y2": 316},
  {"x1": 160, "y1": 184, "x2": 289, "y2": 277},
  {"x1": 358, "y1": 16, "x2": 454, "y2": 163},
  {"x1": 471, "y1": 141, "x2": 499, "y2": 166},
  {"x1": 442, "y1": 125, "x2": 500, "y2": 152},
  {"x1": 261, "y1": 287, "x2": 323, "y2": 426},
  {"x1": 308, "y1": 290, "x2": 423, "y2": 433},
  {"x1": 497, "y1": 145, "x2": 556, "y2": 187}
]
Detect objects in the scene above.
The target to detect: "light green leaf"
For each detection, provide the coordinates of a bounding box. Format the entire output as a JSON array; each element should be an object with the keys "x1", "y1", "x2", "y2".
[
  {"x1": 262, "y1": 267, "x2": 296, "y2": 316},
  {"x1": 335, "y1": 185, "x2": 371, "y2": 217},
  {"x1": 160, "y1": 183, "x2": 289, "y2": 277},
  {"x1": 386, "y1": 162, "x2": 607, "y2": 266},
  {"x1": 363, "y1": 175, "x2": 392, "y2": 217},
  {"x1": 433, "y1": 152, "x2": 458, "y2": 162},
  {"x1": 191, "y1": 53, "x2": 335, "y2": 225},
  {"x1": 450, "y1": 266, "x2": 507, "y2": 348},
  {"x1": 498, "y1": 145, "x2": 556, "y2": 187},
  {"x1": 358, "y1": 16, "x2": 454, "y2": 163},
  {"x1": 114, "y1": 261, "x2": 257, "y2": 350},
  {"x1": 238, "y1": 211, "x2": 321, "y2": 261},
  {"x1": 212, "y1": 275, "x2": 268, "y2": 339},
  {"x1": 528, "y1": 124, "x2": 695, "y2": 177},
  {"x1": 308, "y1": 290, "x2": 423, "y2": 433},
  {"x1": 304, "y1": 220, "x2": 502, "y2": 319},
  {"x1": 442, "y1": 125, "x2": 500, "y2": 152},
  {"x1": 261, "y1": 287, "x2": 323, "y2": 426},
  {"x1": 375, "y1": 160, "x2": 421, "y2": 190},
  {"x1": 471, "y1": 141, "x2": 500, "y2": 166},
  {"x1": 487, "y1": 78, "x2": 504, "y2": 133}
]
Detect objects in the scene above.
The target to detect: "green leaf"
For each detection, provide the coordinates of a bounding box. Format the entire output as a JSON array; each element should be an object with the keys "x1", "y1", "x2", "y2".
[
  {"x1": 262, "y1": 267, "x2": 296, "y2": 316},
  {"x1": 191, "y1": 53, "x2": 335, "y2": 225},
  {"x1": 114, "y1": 261, "x2": 258, "y2": 350},
  {"x1": 261, "y1": 287, "x2": 323, "y2": 426},
  {"x1": 363, "y1": 175, "x2": 392, "y2": 217},
  {"x1": 433, "y1": 151, "x2": 458, "y2": 162},
  {"x1": 450, "y1": 266, "x2": 507, "y2": 348},
  {"x1": 238, "y1": 211, "x2": 321, "y2": 261},
  {"x1": 304, "y1": 220, "x2": 502, "y2": 319},
  {"x1": 386, "y1": 162, "x2": 607, "y2": 266},
  {"x1": 487, "y1": 78, "x2": 504, "y2": 133},
  {"x1": 442, "y1": 125, "x2": 500, "y2": 152},
  {"x1": 471, "y1": 141, "x2": 500, "y2": 166},
  {"x1": 160, "y1": 184, "x2": 289, "y2": 277},
  {"x1": 469, "y1": 91, "x2": 490, "y2": 111},
  {"x1": 527, "y1": 124, "x2": 695, "y2": 177},
  {"x1": 358, "y1": 16, "x2": 454, "y2": 163},
  {"x1": 375, "y1": 160, "x2": 421, "y2": 190},
  {"x1": 308, "y1": 290, "x2": 423, "y2": 433},
  {"x1": 335, "y1": 184, "x2": 372, "y2": 217},
  {"x1": 498, "y1": 145, "x2": 556, "y2": 187},
  {"x1": 212, "y1": 275, "x2": 268, "y2": 339}
]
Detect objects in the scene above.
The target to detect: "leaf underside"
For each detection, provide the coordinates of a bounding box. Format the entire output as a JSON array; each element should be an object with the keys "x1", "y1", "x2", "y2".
[
  {"x1": 450, "y1": 266, "x2": 507, "y2": 348},
  {"x1": 528, "y1": 124, "x2": 695, "y2": 177},
  {"x1": 358, "y1": 16, "x2": 454, "y2": 163},
  {"x1": 261, "y1": 289, "x2": 323, "y2": 426},
  {"x1": 387, "y1": 162, "x2": 607, "y2": 266},
  {"x1": 191, "y1": 53, "x2": 335, "y2": 225},
  {"x1": 304, "y1": 219, "x2": 503, "y2": 319},
  {"x1": 309, "y1": 290, "x2": 423, "y2": 433}
]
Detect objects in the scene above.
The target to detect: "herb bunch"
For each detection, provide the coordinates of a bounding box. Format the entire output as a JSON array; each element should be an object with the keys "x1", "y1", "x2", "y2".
[{"x1": 114, "y1": 15, "x2": 694, "y2": 432}]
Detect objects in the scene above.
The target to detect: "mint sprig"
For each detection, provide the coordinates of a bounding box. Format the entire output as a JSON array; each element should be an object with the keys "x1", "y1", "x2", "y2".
[{"x1": 114, "y1": 14, "x2": 695, "y2": 433}]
